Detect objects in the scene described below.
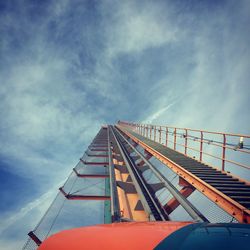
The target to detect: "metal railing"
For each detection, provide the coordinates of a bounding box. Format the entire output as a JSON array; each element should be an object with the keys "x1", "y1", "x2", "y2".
[{"x1": 118, "y1": 121, "x2": 250, "y2": 172}]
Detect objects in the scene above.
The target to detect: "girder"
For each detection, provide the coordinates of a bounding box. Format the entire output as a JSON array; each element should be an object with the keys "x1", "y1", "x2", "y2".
[
  {"x1": 117, "y1": 124, "x2": 250, "y2": 223},
  {"x1": 24, "y1": 121, "x2": 250, "y2": 249}
]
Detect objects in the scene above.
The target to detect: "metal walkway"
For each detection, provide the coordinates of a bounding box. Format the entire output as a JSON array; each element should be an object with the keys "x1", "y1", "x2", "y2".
[
  {"x1": 117, "y1": 124, "x2": 250, "y2": 223},
  {"x1": 24, "y1": 121, "x2": 250, "y2": 250}
]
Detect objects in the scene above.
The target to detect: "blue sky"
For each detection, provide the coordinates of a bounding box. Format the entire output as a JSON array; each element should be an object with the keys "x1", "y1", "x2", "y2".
[{"x1": 0, "y1": 0, "x2": 249, "y2": 249}]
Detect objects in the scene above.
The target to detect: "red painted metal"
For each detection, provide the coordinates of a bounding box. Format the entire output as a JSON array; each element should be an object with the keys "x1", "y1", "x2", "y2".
[
  {"x1": 222, "y1": 134, "x2": 226, "y2": 171},
  {"x1": 164, "y1": 187, "x2": 194, "y2": 214},
  {"x1": 174, "y1": 128, "x2": 177, "y2": 151},
  {"x1": 80, "y1": 159, "x2": 108, "y2": 165},
  {"x1": 159, "y1": 126, "x2": 162, "y2": 144},
  {"x1": 154, "y1": 126, "x2": 156, "y2": 142},
  {"x1": 28, "y1": 231, "x2": 42, "y2": 246},
  {"x1": 137, "y1": 152, "x2": 153, "y2": 167},
  {"x1": 200, "y1": 131, "x2": 203, "y2": 161},
  {"x1": 86, "y1": 153, "x2": 108, "y2": 157},
  {"x1": 118, "y1": 121, "x2": 250, "y2": 172},
  {"x1": 166, "y1": 127, "x2": 168, "y2": 147},
  {"x1": 90, "y1": 149, "x2": 108, "y2": 152},
  {"x1": 59, "y1": 187, "x2": 110, "y2": 200},
  {"x1": 184, "y1": 129, "x2": 188, "y2": 155},
  {"x1": 73, "y1": 168, "x2": 109, "y2": 178},
  {"x1": 38, "y1": 222, "x2": 193, "y2": 250},
  {"x1": 117, "y1": 123, "x2": 250, "y2": 223}
]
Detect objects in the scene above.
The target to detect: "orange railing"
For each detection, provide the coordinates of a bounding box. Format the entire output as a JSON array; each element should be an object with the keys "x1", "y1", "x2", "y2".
[{"x1": 118, "y1": 121, "x2": 250, "y2": 173}]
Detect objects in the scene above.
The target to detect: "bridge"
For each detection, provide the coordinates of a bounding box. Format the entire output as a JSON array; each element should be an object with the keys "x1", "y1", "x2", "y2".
[{"x1": 23, "y1": 121, "x2": 250, "y2": 249}]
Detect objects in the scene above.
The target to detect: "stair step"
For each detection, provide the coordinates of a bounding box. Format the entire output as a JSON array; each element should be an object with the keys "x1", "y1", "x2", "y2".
[
  {"x1": 189, "y1": 169, "x2": 219, "y2": 172},
  {"x1": 221, "y1": 191, "x2": 250, "y2": 196},
  {"x1": 195, "y1": 173, "x2": 227, "y2": 176},
  {"x1": 199, "y1": 177, "x2": 238, "y2": 181},
  {"x1": 237, "y1": 201, "x2": 250, "y2": 209},
  {"x1": 190, "y1": 171, "x2": 223, "y2": 177},
  {"x1": 229, "y1": 196, "x2": 250, "y2": 202},
  {"x1": 217, "y1": 187, "x2": 250, "y2": 192},
  {"x1": 184, "y1": 167, "x2": 216, "y2": 171},
  {"x1": 205, "y1": 180, "x2": 245, "y2": 184},
  {"x1": 212, "y1": 183, "x2": 249, "y2": 188}
]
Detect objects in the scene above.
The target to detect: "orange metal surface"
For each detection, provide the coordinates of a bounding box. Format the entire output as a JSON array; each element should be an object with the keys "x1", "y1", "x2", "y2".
[
  {"x1": 117, "y1": 125, "x2": 250, "y2": 223},
  {"x1": 59, "y1": 187, "x2": 110, "y2": 200},
  {"x1": 73, "y1": 168, "x2": 109, "y2": 178},
  {"x1": 80, "y1": 159, "x2": 108, "y2": 165},
  {"x1": 38, "y1": 222, "x2": 193, "y2": 250},
  {"x1": 164, "y1": 187, "x2": 194, "y2": 214},
  {"x1": 113, "y1": 156, "x2": 148, "y2": 221},
  {"x1": 119, "y1": 121, "x2": 250, "y2": 171}
]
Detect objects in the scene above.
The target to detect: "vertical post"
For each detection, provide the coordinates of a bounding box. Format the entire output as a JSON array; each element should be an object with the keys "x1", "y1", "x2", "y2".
[
  {"x1": 174, "y1": 128, "x2": 177, "y2": 150},
  {"x1": 146, "y1": 126, "x2": 149, "y2": 138},
  {"x1": 150, "y1": 126, "x2": 152, "y2": 140},
  {"x1": 154, "y1": 126, "x2": 156, "y2": 141},
  {"x1": 104, "y1": 177, "x2": 111, "y2": 223},
  {"x1": 166, "y1": 127, "x2": 168, "y2": 147},
  {"x1": 200, "y1": 131, "x2": 203, "y2": 161},
  {"x1": 159, "y1": 126, "x2": 162, "y2": 144},
  {"x1": 222, "y1": 134, "x2": 226, "y2": 171},
  {"x1": 184, "y1": 129, "x2": 188, "y2": 155},
  {"x1": 174, "y1": 128, "x2": 176, "y2": 150}
]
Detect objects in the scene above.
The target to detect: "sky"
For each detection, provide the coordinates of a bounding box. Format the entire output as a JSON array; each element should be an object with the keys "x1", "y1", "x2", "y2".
[{"x1": 0, "y1": 0, "x2": 249, "y2": 249}]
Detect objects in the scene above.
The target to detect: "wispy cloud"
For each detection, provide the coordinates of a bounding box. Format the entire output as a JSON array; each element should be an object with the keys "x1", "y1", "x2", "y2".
[
  {"x1": 0, "y1": 0, "x2": 249, "y2": 249},
  {"x1": 143, "y1": 101, "x2": 177, "y2": 124},
  {"x1": 0, "y1": 187, "x2": 57, "y2": 235}
]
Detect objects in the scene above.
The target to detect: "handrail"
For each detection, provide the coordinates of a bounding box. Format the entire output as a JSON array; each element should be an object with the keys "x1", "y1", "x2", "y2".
[
  {"x1": 118, "y1": 121, "x2": 250, "y2": 172},
  {"x1": 117, "y1": 124, "x2": 250, "y2": 223}
]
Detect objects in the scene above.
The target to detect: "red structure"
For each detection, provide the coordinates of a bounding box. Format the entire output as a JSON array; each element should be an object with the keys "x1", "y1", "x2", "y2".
[{"x1": 23, "y1": 122, "x2": 250, "y2": 249}]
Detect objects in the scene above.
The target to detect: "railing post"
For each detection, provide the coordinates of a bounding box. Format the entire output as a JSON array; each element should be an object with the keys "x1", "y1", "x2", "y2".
[
  {"x1": 150, "y1": 126, "x2": 152, "y2": 140},
  {"x1": 146, "y1": 126, "x2": 149, "y2": 138},
  {"x1": 222, "y1": 134, "x2": 226, "y2": 171},
  {"x1": 154, "y1": 126, "x2": 156, "y2": 141},
  {"x1": 166, "y1": 127, "x2": 168, "y2": 147},
  {"x1": 200, "y1": 131, "x2": 203, "y2": 161},
  {"x1": 174, "y1": 128, "x2": 177, "y2": 150},
  {"x1": 159, "y1": 126, "x2": 162, "y2": 144},
  {"x1": 184, "y1": 129, "x2": 188, "y2": 155}
]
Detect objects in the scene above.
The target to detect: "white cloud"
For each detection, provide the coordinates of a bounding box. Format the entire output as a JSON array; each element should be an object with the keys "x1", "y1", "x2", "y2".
[
  {"x1": 143, "y1": 101, "x2": 177, "y2": 124},
  {"x1": 104, "y1": 1, "x2": 178, "y2": 57},
  {"x1": 0, "y1": 0, "x2": 250, "y2": 249},
  {"x1": 0, "y1": 187, "x2": 57, "y2": 235}
]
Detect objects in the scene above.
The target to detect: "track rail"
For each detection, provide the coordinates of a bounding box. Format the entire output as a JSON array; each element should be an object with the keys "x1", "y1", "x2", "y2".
[
  {"x1": 115, "y1": 126, "x2": 208, "y2": 222},
  {"x1": 111, "y1": 126, "x2": 169, "y2": 221},
  {"x1": 117, "y1": 125, "x2": 250, "y2": 223}
]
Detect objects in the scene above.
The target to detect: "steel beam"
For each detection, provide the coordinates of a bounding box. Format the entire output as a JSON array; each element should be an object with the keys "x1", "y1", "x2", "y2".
[
  {"x1": 111, "y1": 126, "x2": 168, "y2": 221},
  {"x1": 59, "y1": 187, "x2": 110, "y2": 200},
  {"x1": 73, "y1": 168, "x2": 109, "y2": 178},
  {"x1": 115, "y1": 126, "x2": 207, "y2": 222},
  {"x1": 117, "y1": 125, "x2": 250, "y2": 223},
  {"x1": 107, "y1": 126, "x2": 121, "y2": 222}
]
